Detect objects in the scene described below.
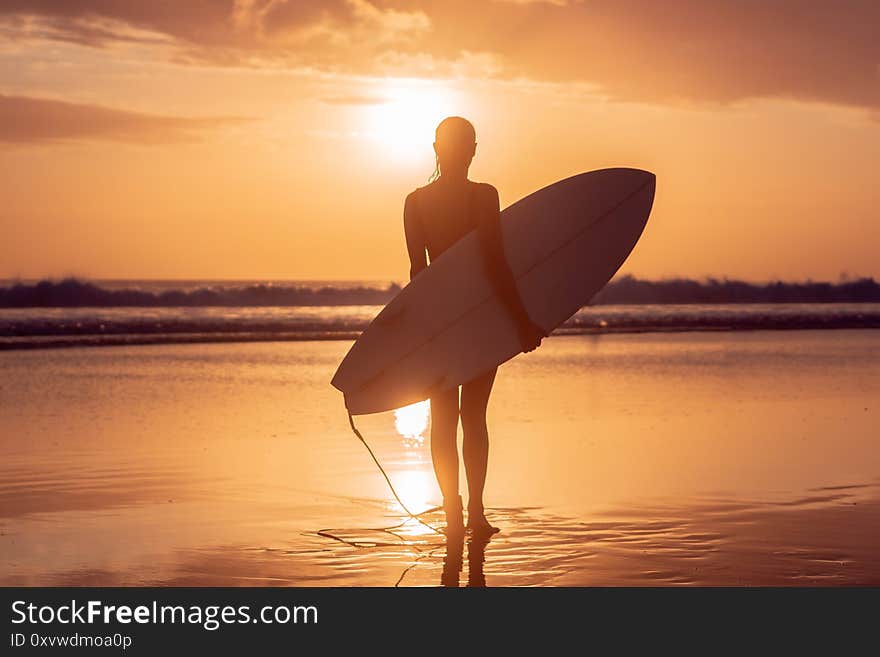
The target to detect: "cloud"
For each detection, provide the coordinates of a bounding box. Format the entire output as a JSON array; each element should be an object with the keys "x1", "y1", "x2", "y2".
[
  {"x1": 0, "y1": 94, "x2": 245, "y2": 144},
  {"x1": 1, "y1": 1, "x2": 878, "y2": 112},
  {"x1": 0, "y1": 0, "x2": 431, "y2": 63},
  {"x1": 384, "y1": 0, "x2": 880, "y2": 111}
]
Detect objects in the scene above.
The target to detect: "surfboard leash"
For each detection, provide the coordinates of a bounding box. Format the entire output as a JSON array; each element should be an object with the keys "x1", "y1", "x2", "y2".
[{"x1": 346, "y1": 410, "x2": 444, "y2": 536}]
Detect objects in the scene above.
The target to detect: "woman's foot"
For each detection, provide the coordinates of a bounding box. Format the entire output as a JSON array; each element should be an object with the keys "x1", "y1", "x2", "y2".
[
  {"x1": 442, "y1": 495, "x2": 465, "y2": 535},
  {"x1": 466, "y1": 502, "x2": 500, "y2": 536}
]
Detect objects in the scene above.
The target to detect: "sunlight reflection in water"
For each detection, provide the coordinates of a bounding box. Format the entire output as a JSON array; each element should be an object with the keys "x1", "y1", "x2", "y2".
[
  {"x1": 394, "y1": 400, "x2": 430, "y2": 448},
  {"x1": 391, "y1": 400, "x2": 434, "y2": 515}
]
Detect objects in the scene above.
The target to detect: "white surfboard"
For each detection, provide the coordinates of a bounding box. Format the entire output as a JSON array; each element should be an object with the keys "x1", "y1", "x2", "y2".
[{"x1": 332, "y1": 168, "x2": 656, "y2": 415}]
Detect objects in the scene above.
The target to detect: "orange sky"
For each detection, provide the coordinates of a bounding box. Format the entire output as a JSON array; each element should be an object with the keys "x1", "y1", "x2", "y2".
[{"x1": 1, "y1": 1, "x2": 878, "y2": 281}]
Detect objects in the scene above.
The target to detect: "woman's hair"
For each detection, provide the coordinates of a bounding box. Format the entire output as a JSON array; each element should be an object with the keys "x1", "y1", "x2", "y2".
[{"x1": 428, "y1": 116, "x2": 476, "y2": 183}]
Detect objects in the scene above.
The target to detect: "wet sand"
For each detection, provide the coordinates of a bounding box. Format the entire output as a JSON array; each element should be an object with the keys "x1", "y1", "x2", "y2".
[{"x1": 1, "y1": 331, "x2": 878, "y2": 586}]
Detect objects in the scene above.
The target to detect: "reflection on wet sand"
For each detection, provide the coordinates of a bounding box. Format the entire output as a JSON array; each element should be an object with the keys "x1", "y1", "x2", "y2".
[
  {"x1": 4, "y1": 487, "x2": 879, "y2": 586},
  {"x1": 392, "y1": 487, "x2": 880, "y2": 586},
  {"x1": 438, "y1": 533, "x2": 490, "y2": 587},
  {"x1": 1, "y1": 333, "x2": 878, "y2": 586}
]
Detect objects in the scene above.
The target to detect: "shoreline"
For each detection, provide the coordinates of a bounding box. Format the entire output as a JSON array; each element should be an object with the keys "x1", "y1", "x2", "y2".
[{"x1": 2, "y1": 322, "x2": 879, "y2": 351}]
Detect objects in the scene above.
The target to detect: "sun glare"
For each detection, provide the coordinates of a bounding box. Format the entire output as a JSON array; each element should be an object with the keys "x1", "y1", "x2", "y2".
[
  {"x1": 389, "y1": 468, "x2": 435, "y2": 516},
  {"x1": 366, "y1": 81, "x2": 460, "y2": 161},
  {"x1": 394, "y1": 399, "x2": 430, "y2": 447}
]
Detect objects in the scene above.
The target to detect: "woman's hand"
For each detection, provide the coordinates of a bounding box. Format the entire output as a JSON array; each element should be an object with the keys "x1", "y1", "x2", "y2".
[{"x1": 516, "y1": 316, "x2": 546, "y2": 353}]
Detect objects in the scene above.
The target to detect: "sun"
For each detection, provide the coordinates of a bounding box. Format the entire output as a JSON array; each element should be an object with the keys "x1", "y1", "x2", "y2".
[{"x1": 365, "y1": 81, "x2": 460, "y2": 161}]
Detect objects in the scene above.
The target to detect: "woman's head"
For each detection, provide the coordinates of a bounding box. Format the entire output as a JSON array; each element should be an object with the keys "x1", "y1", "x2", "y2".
[{"x1": 430, "y1": 116, "x2": 476, "y2": 182}]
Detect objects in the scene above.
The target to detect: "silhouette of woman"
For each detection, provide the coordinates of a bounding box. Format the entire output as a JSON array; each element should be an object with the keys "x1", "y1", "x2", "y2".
[{"x1": 404, "y1": 117, "x2": 545, "y2": 536}]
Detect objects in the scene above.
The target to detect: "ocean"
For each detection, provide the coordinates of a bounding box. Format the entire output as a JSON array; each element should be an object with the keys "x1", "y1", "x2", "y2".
[{"x1": 2, "y1": 278, "x2": 879, "y2": 349}]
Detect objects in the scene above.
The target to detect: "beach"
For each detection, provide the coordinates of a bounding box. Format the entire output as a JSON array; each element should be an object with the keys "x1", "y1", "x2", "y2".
[{"x1": 1, "y1": 329, "x2": 877, "y2": 586}]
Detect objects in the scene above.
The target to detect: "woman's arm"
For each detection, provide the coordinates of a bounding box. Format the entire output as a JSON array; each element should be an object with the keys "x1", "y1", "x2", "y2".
[
  {"x1": 475, "y1": 184, "x2": 545, "y2": 352},
  {"x1": 403, "y1": 191, "x2": 428, "y2": 281}
]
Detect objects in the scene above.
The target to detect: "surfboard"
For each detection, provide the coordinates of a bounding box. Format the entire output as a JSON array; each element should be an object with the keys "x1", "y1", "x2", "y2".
[{"x1": 332, "y1": 167, "x2": 656, "y2": 415}]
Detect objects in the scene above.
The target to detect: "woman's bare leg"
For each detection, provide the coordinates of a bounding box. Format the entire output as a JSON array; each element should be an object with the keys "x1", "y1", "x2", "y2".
[
  {"x1": 430, "y1": 386, "x2": 462, "y2": 529},
  {"x1": 460, "y1": 367, "x2": 498, "y2": 532}
]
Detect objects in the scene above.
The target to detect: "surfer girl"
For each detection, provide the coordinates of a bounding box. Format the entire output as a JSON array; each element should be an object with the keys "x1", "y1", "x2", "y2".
[{"x1": 403, "y1": 117, "x2": 545, "y2": 535}]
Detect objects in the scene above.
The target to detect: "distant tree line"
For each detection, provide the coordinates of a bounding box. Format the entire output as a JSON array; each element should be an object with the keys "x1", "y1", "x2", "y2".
[
  {"x1": 0, "y1": 275, "x2": 878, "y2": 308},
  {"x1": 592, "y1": 275, "x2": 880, "y2": 304},
  {"x1": 0, "y1": 278, "x2": 402, "y2": 307}
]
